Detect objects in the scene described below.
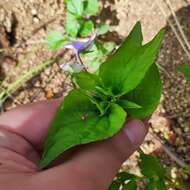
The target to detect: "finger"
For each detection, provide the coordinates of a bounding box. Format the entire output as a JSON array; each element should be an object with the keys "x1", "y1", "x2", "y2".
[
  {"x1": 0, "y1": 99, "x2": 61, "y2": 149},
  {"x1": 0, "y1": 128, "x2": 40, "y2": 164},
  {"x1": 39, "y1": 119, "x2": 147, "y2": 190}
]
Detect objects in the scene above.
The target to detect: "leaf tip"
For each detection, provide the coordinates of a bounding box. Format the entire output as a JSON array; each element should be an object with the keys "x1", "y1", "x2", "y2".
[
  {"x1": 132, "y1": 21, "x2": 143, "y2": 42},
  {"x1": 155, "y1": 27, "x2": 165, "y2": 43}
]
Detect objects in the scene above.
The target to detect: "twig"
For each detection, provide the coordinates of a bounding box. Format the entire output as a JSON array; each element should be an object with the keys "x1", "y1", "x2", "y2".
[
  {"x1": 156, "y1": 63, "x2": 171, "y2": 78},
  {"x1": 164, "y1": 0, "x2": 190, "y2": 52},
  {"x1": 155, "y1": 0, "x2": 190, "y2": 60},
  {"x1": 149, "y1": 129, "x2": 187, "y2": 168}
]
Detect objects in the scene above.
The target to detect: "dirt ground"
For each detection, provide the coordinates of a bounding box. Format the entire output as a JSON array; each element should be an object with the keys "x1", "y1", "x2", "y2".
[{"x1": 0, "y1": 0, "x2": 190, "y2": 189}]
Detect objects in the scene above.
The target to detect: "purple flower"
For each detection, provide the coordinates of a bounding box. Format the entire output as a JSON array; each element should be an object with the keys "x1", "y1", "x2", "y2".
[
  {"x1": 61, "y1": 32, "x2": 97, "y2": 72},
  {"x1": 63, "y1": 32, "x2": 97, "y2": 53},
  {"x1": 63, "y1": 32, "x2": 97, "y2": 68}
]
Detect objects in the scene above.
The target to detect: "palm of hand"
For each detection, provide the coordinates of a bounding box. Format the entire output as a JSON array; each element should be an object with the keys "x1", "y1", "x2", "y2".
[{"x1": 0, "y1": 99, "x2": 146, "y2": 190}]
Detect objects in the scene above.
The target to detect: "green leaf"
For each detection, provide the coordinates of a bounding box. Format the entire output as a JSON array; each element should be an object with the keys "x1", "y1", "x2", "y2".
[
  {"x1": 118, "y1": 100, "x2": 142, "y2": 109},
  {"x1": 122, "y1": 180, "x2": 137, "y2": 190},
  {"x1": 103, "y1": 41, "x2": 116, "y2": 53},
  {"x1": 184, "y1": 164, "x2": 190, "y2": 174},
  {"x1": 124, "y1": 63, "x2": 161, "y2": 119},
  {"x1": 156, "y1": 179, "x2": 167, "y2": 190},
  {"x1": 108, "y1": 180, "x2": 121, "y2": 190},
  {"x1": 84, "y1": 42, "x2": 116, "y2": 72},
  {"x1": 83, "y1": 43, "x2": 103, "y2": 72},
  {"x1": 117, "y1": 172, "x2": 138, "y2": 183},
  {"x1": 74, "y1": 71, "x2": 100, "y2": 90},
  {"x1": 99, "y1": 22, "x2": 164, "y2": 95},
  {"x1": 99, "y1": 21, "x2": 143, "y2": 94},
  {"x1": 177, "y1": 65, "x2": 190, "y2": 83},
  {"x1": 140, "y1": 153, "x2": 166, "y2": 179},
  {"x1": 86, "y1": 97, "x2": 107, "y2": 116},
  {"x1": 79, "y1": 20, "x2": 94, "y2": 37},
  {"x1": 145, "y1": 181, "x2": 156, "y2": 190},
  {"x1": 84, "y1": 0, "x2": 99, "y2": 16},
  {"x1": 66, "y1": 12, "x2": 80, "y2": 37},
  {"x1": 46, "y1": 31, "x2": 66, "y2": 49},
  {"x1": 39, "y1": 90, "x2": 126, "y2": 168},
  {"x1": 97, "y1": 23, "x2": 110, "y2": 35},
  {"x1": 66, "y1": 0, "x2": 83, "y2": 17}
]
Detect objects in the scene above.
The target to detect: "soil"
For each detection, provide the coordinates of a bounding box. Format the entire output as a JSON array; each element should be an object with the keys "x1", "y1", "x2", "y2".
[{"x1": 0, "y1": 0, "x2": 190, "y2": 189}]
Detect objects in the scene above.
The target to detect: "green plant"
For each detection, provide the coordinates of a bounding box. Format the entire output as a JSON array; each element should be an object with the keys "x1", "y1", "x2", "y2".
[
  {"x1": 109, "y1": 152, "x2": 190, "y2": 190},
  {"x1": 39, "y1": 22, "x2": 164, "y2": 169},
  {"x1": 177, "y1": 64, "x2": 190, "y2": 83},
  {"x1": 65, "y1": 0, "x2": 108, "y2": 38},
  {"x1": 47, "y1": 0, "x2": 115, "y2": 72},
  {"x1": 109, "y1": 153, "x2": 168, "y2": 190}
]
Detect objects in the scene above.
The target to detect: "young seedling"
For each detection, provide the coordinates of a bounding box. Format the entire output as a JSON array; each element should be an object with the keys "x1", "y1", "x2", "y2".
[
  {"x1": 109, "y1": 153, "x2": 168, "y2": 190},
  {"x1": 39, "y1": 22, "x2": 165, "y2": 169},
  {"x1": 47, "y1": 0, "x2": 116, "y2": 72}
]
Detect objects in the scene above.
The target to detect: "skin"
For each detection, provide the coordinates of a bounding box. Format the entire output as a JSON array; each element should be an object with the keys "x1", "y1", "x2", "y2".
[{"x1": 0, "y1": 99, "x2": 147, "y2": 190}]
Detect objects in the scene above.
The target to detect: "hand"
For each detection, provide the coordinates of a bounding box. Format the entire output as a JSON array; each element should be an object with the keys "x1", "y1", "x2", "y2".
[{"x1": 0, "y1": 99, "x2": 147, "y2": 190}]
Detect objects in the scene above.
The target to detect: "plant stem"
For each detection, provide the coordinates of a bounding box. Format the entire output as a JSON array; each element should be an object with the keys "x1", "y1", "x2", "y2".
[
  {"x1": 76, "y1": 51, "x2": 88, "y2": 72},
  {"x1": 0, "y1": 59, "x2": 56, "y2": 105},
  {"x1": 149, "y1": 129, "x2": 187, "y2": 168}
]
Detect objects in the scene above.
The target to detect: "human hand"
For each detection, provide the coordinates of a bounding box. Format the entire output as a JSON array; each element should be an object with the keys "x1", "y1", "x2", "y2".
[{"x1": 0, "y1": 99, "x2": 147, "y2": 190}]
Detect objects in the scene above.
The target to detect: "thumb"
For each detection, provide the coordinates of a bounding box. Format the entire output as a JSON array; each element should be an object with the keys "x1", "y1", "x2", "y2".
[{"x1": 43, "y1": 119, "x2": 147, "y2": 190}]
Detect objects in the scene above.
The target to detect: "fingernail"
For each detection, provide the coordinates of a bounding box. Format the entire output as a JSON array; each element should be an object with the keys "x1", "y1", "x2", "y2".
[{"x1": 124, "y1": 119, "x2": 147, "y2": 148}]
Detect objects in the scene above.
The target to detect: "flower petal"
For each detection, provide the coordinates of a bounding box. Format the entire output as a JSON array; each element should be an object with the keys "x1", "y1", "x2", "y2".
[{"x1": 63, "y1": 31, "x2": 97, "y2": 52}]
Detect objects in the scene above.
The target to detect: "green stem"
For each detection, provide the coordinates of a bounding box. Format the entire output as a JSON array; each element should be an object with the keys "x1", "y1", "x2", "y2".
[{"x1": 0, "y1": 58, "x2": 57, "y2": 105}]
